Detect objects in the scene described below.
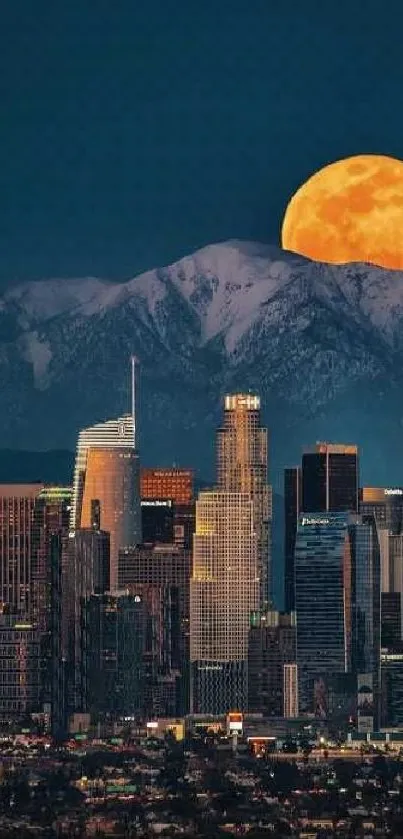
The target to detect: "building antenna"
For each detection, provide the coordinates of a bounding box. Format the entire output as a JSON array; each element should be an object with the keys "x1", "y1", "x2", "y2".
[{"x1": 131, "y1": 356, "x2": 139, "y2": 450}]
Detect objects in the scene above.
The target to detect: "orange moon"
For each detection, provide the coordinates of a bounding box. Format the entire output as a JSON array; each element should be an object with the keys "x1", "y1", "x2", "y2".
[{"x1": 281, "y1": 154, "x2": 403, "y2": 270}]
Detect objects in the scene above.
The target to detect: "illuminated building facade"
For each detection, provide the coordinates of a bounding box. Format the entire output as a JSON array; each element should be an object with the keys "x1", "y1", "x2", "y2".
[
  {"x1": 216, "y1": 393, "x2": 272, "y2": 601},
  {"x1": 190, "y1": 490, "x2": 259, "y2": 714},
  {"x1": 0, "y1": 483, "x2": 43, "y2": 614},
  {"x1": 302, "y1": 443, "x2": 358, "y2": 514},
  {"x1": 284, "y1": 467, "x2": 301, "y2": 612},
  {"x1": 0, "y1": 484, "x2": 70, "y2": 728},
  {"x1": 350, "y1": 515, "x2": 381, "y2": 730},
  {"x1": 247, "y1": 610, "x2": 296, "y2": 717},
  {"x1": 284, "y1": 664, "x2": 299, "y2": 719},
  {"x1": 71, "y1": 414, "x2": 141, "y2": 588},
  {"x1": 0, "y1": 619, "x2": 41, "y2": 721},
  {"x1": 141, "y1": 468, "x2": 194, "y2": 505}
]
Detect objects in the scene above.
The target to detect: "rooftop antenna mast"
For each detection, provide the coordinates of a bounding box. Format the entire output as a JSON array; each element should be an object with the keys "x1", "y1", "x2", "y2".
[{"x1": 131, "y1": 355, "x2": 139, "y2": 450}]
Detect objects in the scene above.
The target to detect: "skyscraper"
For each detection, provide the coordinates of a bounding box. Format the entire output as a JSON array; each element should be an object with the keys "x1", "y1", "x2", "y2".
[
  {"x1": 85, "y1": 585, "x2": 180, "y2": 719},
  {"x1": 248, "y1": 610, "x2": 297, "y2": 717},
  {"x1": 302, "y1": 443, "x2": 358, "y2": 514},
  {"x1": 359, "y1": 486, "x2": 403, "y2": 533},
  {"x1": 295, "y1": 513, "x2": 353, "y2": 715},
  {"x1": 350, "y1": 515, "x2": 381, "y2": 730},
  {"x1": 70, "y1": 521, "x2": 110, "y2": 711},
  {"x1": 118, "y1": 542, "x2": 192, "y2": 713},
  {"x1": 0, "y1": 484, "x2": 43, "y2": 615},
  {"x1": 190, "y1": 491, "x2": 259, "y2": 714},
  {"x1": 216, "y1": 393, "x2": 271, "y2": 601},
  {"x1": 70, "y1": 410, "x2": 141, "y2": 587},
  {"x1": 31, "y1": 486, "x2": 72, "y2": 738},
  {"x1": 360, "y1": 487, "x2": 403, "y2": 650},
  {"x1": 295, "y1": 511, "x2": 381, "y2": 725},
  {"x1": 284, "y1": 467, "x2": 301, "y2": 612}
]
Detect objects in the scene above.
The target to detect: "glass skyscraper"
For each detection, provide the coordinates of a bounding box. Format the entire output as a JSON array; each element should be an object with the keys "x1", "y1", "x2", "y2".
[
  {"x1": 70, "y1": 414, "x2": 142, "y2": 588},
  {"x1": 295, "y1": 512, "x2": 352, "y2": 715},
  {"x1": 295, "y1": 511, "x2": 381, "y2": 725}
]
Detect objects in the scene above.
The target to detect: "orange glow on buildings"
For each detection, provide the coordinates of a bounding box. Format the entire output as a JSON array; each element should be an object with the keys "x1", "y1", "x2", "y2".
[
  {"x1": 80, "y1": 448, "x2": 141, "y2": 588},
  {"x1": 140, "y1": 468, "x2": 194, "y2": 505}
]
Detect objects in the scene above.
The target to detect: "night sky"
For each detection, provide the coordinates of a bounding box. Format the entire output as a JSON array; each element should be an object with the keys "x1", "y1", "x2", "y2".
[{"x1": 1, "y1": 0, "x2": 403, "y2": 286}]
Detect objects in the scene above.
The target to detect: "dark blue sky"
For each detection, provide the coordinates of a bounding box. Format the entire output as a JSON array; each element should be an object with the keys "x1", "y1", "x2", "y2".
[{"x1": 1, "y1": 0, "x2": 402, "y2": 285}]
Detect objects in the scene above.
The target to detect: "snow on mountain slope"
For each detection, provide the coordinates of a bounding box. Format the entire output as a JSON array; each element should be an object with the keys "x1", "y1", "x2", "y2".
[
  {"x1": 4, "y1": 239, "x2": 403, "y2": 351},
  {"x1": 1, "y1": 239, "x2": 403, "y2": 477}
]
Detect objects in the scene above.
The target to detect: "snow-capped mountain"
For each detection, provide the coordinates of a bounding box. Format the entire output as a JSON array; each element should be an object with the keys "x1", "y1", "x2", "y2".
[{"x1": 1, "y1": 239, "x2": 403, "y2": 485}]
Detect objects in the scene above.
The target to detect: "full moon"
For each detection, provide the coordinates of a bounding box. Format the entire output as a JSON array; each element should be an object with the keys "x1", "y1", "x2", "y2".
[{"x1": 281, "y1": 154, "x2": 403, "y2": 270}]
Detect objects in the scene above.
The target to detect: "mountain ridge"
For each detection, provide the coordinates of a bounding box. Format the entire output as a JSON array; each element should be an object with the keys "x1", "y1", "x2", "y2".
[{"x1": 0, "y1": 239, "x2": 403, "y2": 492}]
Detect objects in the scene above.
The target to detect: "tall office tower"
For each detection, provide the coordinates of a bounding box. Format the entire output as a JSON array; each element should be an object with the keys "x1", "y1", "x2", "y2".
[
  {"x1": 190, "y1": 490, "x2": 259, "y2": 714},
  {"x1": 70, "y1": 518, "x2": 110, "y2": 711},
  {"x1": 295, "y1": 511, "x2": 381, "y2": 725},
  {"x1": 31, "y1": 486, "x2": 72, "y2": 738},
  {"x1": 216, "y1": 394, "x2": 272, "y2": 601},
  {"x1": 247, "y1": 610, "x2": 296, "y2": 717},
  {"x1": 118, "y1": 543, "x2": 192, "y2": 713},
  {"x1": 141, "y1": 468, "x2": 195, "y2": 549},
  {"x1": 85, "y1": 591, "x2": 148, "y2": 719},
  {"x1": 302, "y1": 443, "x2": 358, "y2": 514},
  {"x1": 71, "y1": 414, "x2": 141, "y2": 588},
  {"x1": 284, "y1": 467, "x2": 301, "y2": 612},
  {"x1": 0, "y1": 484, "x2": 43, "y2": 614},
  {"x1": 31, "y1": 487, "x2": 71, "y2": 627},
  {"x1": 295, "y1": 513, "x2": 353, "y2": 715},
  {"x1": 350, "y1": 515, "x2": 381, "y2": 731},
  {"x1": 85, "y1": 585, "x2": 180, "y2": 719}
]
